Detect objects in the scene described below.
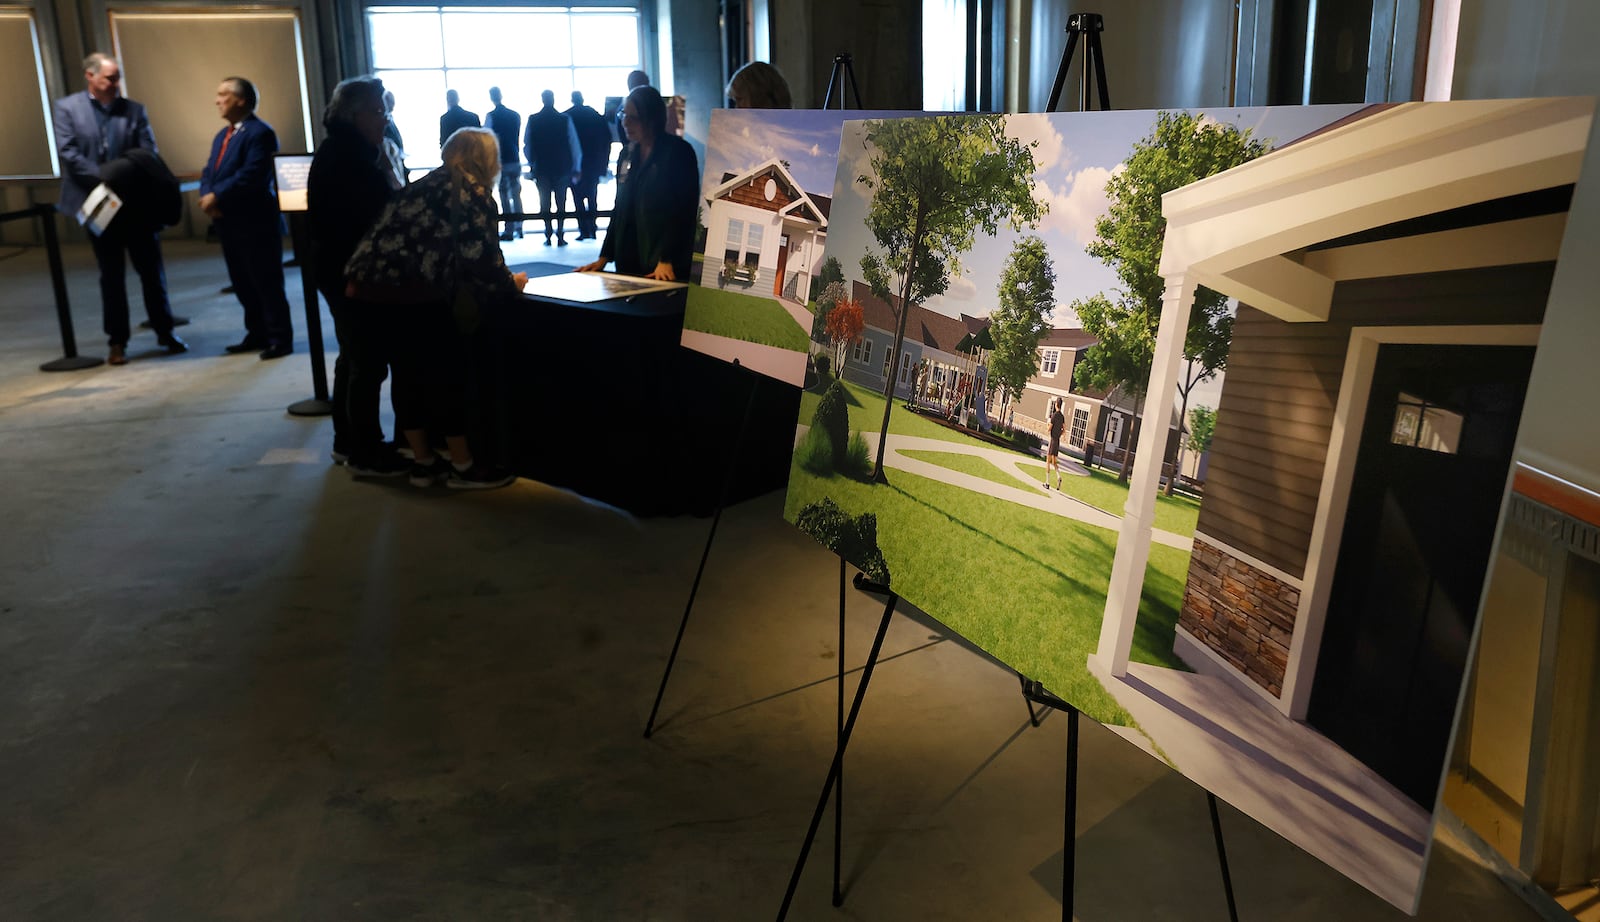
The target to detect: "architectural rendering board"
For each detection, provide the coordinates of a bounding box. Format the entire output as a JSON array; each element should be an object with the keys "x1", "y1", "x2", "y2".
[
  {"x1": 782, "y1": 99, "x2": 1595, "y2": 913},
  {"x1": 680, "y1": 109, "x2": 933, "y2": 386}
]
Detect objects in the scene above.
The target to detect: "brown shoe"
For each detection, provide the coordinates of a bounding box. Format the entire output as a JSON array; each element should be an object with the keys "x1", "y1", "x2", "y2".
[{"x1": 108, "y1": 345, "x2": 127, "y2": 365}]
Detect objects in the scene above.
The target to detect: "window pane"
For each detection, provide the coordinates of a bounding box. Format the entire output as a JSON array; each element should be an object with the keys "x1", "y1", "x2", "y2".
[
  {"x1": 574, "y1": 67, "x2": 638, "y2": 108},
  {"x1": 370, "y1": 12, "x2": 443, "y2": 69},
  {"x1": 374, "y1": 69, "x2": 448, "y2": 165},
  {"x1": 571, "y1": 14, "x2": 640, "y2": 66},
  {"x1": 444, "y1": 11, "x2": 570, "y2": 68}
]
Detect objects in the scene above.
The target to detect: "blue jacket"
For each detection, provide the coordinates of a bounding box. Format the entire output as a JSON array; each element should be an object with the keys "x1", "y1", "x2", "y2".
[
  {"x1": 199, "y1": 114, "x2": 281, "y2": 225},
  {"x1": 53, "y1": 90, "x2": 158, "y2": 217}
]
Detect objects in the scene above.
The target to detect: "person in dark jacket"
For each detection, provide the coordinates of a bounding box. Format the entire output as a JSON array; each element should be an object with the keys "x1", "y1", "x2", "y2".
[
  {"x1": 307, "y1": 75, "x2": 407, "y2": 476},
  {"x1": 483, "y1": 87, "x2": 522, "y2": 241},
  {"x1": 565, "y1": 90, "x2": 612, "y2": 241},
  {"x1": 52, "y1": 52, "x2": 185, "y2": 365},
  {"x1": 439, "y1": 89, "x2": 479, "y2": 148},
  {"x1": 200, "y1": 76, "x2": 294, "y2": 359},
  {"x1": 577, "y1": 86, "x2": 698, "y2": 281},
  {"x1": 523, "y1": 90, "x2": 580, "y2": 246}
]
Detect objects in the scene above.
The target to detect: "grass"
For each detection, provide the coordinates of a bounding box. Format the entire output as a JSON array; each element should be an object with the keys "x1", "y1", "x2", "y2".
[
  {"x1": 684, "y1": 284, "x2": 810, "y2": 352},
  {"x1": 899, "y1": 449, "x2": 1034, "y2": 493},
  {"x1": 1018, "y1": 462, "x2": 1201, "y2": 536},
  {"x1": 784, "y1": 464, "x2": 1193, "y2": 728},
  {"x1": 797, "y1": 378, "x2": 1021, "y2": 449}
]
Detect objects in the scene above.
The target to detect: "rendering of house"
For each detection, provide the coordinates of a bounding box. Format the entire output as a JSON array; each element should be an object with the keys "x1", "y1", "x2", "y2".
[
  {"x1": 1094, "y1": 96, "x2": 1595, "y2": 844},
  {"x1": 701, "y1": 160, "x2": 830, "y2": 304},
  {"x1": 835, "y1": 279, "x2": 970, "y2": 399}
]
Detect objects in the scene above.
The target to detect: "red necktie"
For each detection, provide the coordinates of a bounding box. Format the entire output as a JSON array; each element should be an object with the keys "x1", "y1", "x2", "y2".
[{"x1": 215, "y1": 126, "x2": 235, "y2": 169}]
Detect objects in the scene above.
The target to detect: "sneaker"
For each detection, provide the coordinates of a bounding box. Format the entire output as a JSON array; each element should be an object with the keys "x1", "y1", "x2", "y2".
[
  {"x1": 447, "y1": 462, "x2": 516, "y2": 490},
  {"x1": 408, "y1": 457, "x2": 450, "y2": 488},
  {"x1": 1042, "y1": 481, "x2": 1050, "y2": 489},
  {"x1": 347, "y1": 452, "x2": 409, "y2": 478}
]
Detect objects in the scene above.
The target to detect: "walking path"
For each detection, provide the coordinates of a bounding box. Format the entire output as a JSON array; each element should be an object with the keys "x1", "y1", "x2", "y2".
[{"x1": 798, "y1": 427, "x2": 1192, "y2": 550}]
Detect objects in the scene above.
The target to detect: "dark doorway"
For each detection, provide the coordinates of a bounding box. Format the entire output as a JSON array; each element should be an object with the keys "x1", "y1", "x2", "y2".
[{"x1": 1308, "y1": 343, "x2": 1535, "y2": 807}]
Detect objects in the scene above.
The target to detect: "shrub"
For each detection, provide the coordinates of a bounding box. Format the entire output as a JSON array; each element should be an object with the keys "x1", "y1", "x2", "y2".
[
  {"x1": 813, "y1": 353, "x2": 831, "y2": 379},
  {"x1": 793, "y1": 498, "x2": 891, "y2": 586},
  {"x1": 843, "y1": 431, "x2": 871, "y2": 479},
  {"x1": 795, "y1": 424, "x2": 834, "y2": 475},
  {"x1": 812, "y1": 379, "x2": 850, "y2": 467}
]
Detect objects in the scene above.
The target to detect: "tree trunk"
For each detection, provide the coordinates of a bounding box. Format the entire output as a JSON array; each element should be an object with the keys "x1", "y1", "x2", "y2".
[
  {"x1": 870, "y1": 208, "x2": 926, "y2": 483},
  {"x1": 1120, "y1": 394, "x2": 1141, "y2": 484},
  {"x1": 1165, "y1": 361, "x2": 1195, "y2": 497}
]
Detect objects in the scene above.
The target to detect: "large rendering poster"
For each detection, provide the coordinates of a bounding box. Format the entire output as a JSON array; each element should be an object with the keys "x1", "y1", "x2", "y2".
[
  {"x1": 783, "y1": 99, "x2": 1595, "y2": 913},
  {"x1": 681, "y1": 109, "x2": 932, "y2": 386}
]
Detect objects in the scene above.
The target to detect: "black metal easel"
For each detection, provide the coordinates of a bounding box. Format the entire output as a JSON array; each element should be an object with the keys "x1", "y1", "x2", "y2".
[
  {"x1": 822, "y1": 53, "x2": 864, "y2": 110},
  {"x1": 284, "y1": 212, "x2": 332, "y2": 417},
  {"x1": 0, "y1": 204, "x2": 102, "y2": 371},
  {"x1": 1045, "y1": 12, "x2": 1111, "y2": 113},
  {"x1": 643, "y1": 361, "x2": 763, "y2": 738}
]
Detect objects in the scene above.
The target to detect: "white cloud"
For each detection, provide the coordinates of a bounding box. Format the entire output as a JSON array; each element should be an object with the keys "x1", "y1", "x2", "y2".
[
  {"x1": 925, "y1": 273, "x2": 979, "y2": 314},
  {"x1": 1004, "y1": 114, "x2": 1072, "y2": 174},
  {"x1": 810, "y1": 142, "x2": 821, "y2": 157},
  {"x1": 1037, "y1": 163, "x2": 1122, "y2": 245}
]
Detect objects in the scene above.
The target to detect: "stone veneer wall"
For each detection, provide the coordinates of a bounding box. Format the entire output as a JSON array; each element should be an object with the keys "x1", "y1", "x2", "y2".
[{"x1": 1179, "y1": 537, "x2": 1301, "y2": 698}]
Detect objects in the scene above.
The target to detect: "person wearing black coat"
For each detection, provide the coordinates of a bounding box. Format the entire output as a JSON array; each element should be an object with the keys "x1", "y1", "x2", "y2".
[
  {"x1": 307, "y1": 76, "x2": 406, "y2": 476},
  {"x1": 565, "y1": 91, "x2": 612, "y2": 241},
  {"x1": 577, "y1": 86, "x2": 698, "y2": 281}
]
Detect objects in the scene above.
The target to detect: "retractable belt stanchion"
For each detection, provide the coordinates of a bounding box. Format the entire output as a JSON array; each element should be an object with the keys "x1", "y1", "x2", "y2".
[
  {"x1": 0, "y1": 204, "x2": 105, "y2": 372},
  {"x1": 285, "y1": 212, "x2": 331, "y2": 417}
]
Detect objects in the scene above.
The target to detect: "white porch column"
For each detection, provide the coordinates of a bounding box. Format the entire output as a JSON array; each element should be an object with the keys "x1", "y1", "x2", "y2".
[{"x1": 1093, "y1": 274, "x2": 1197, "y2": 676}]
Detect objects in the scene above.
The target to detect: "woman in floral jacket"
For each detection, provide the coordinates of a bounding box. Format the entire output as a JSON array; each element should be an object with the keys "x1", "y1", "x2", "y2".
[{"x1": 345, "y1": 127, "x2": 526, "y2": 489}]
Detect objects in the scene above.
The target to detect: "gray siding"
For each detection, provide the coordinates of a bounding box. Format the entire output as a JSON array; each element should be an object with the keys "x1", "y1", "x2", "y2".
[{"x1": 1198, "y1": 262, "x2": 1556, "y2": 579}]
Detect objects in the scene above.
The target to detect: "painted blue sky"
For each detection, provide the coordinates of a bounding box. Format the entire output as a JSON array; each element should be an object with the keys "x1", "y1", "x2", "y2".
[{"x1": 699, "y1": 109, "x2": 923, "y2": 209}]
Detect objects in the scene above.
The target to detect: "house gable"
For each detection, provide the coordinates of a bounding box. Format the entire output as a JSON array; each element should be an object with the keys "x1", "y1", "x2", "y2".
[{"x1": 708, "y1": 160, "x2": 828, "y2": 226}]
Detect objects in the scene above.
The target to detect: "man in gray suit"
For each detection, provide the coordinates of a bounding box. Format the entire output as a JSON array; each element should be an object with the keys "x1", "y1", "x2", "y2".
[{"x1": 53, "y1": 52, "x2": 185, "y2": 365}]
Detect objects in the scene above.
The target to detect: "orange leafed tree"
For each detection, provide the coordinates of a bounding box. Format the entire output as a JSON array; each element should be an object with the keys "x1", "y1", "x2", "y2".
[{"x1": 825, "y1": 297, "x2": 865, "y2": 372}]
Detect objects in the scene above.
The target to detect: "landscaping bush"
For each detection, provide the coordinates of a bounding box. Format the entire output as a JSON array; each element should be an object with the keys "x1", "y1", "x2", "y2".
[
  {"x1": 813, "y1": 353, "x2": 831, "y2": 379},
  {"x1": 793, "y1": 498, "x2": 891, "y2": 585},
  {"x1": 796, "y1": 424, "x2": 835, "y2": 475},
  {"x1": 812, "y1": 379, "x2": 850, "y2": 467},
  {"x1": 843, "y1": 431, "x2": 871, "y2": 479}
]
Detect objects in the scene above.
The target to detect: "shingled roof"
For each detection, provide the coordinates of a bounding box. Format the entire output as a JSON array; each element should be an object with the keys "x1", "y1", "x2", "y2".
[{"x1": 849, "y1": 279, "x2": 969, "y2": 354}]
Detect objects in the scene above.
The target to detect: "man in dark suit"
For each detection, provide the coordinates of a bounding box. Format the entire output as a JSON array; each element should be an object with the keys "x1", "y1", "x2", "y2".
[
  {"x1": 483, "y1": 87, "x2": 522, "y2": 240},
  {"x1": 439, "y1": 89, "x2": 479, "y2": 148},
  {"x1": 523, "y1": 89, "x2": 580, "y2": 246},
  {"x1": 565, "y1": 91, "x2": 611, "y2": 241},
  {"x1": 200, "y1": 76, "x2": 294, "y2": 359},
  {"x1": 52, "y1": 52, "x2": 186, "y2": 366}
]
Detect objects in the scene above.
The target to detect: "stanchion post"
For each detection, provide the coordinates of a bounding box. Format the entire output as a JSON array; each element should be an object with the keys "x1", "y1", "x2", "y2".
[
  {"x1": 36, "y1": 205, "x2": 103, "y2": 372},
  {"x1": 286, "y1": 212, "x2": 331, "y2": 416}
]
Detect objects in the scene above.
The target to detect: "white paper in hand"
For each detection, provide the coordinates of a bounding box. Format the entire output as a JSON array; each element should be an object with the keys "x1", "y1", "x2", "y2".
[{"x1": 77, "y1": 183, "x2": 124, "y2": 236}]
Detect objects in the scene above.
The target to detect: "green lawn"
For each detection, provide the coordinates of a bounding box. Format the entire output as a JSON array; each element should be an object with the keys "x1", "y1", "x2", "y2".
[
  {"x1": 684, "y1": 284, "x2": 810, "y2": 352},
  {"x1": 784, "y1": 464, "x2": 1193, "y2": 728},
  {"x1": 799, "y1": 378, "x2": 1024, "y2": 449},
  {"x1": 899, "y1": 449, "x2": 1035, "y2": 493},
  {"x1": 1018, "y1": 462, "x2": 1201, "y2": 537}
]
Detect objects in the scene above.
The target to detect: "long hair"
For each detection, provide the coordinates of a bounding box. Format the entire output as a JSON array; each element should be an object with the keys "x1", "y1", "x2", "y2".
[{"x1": 441, "y1": 127, "x2": 499, "y2": 189}]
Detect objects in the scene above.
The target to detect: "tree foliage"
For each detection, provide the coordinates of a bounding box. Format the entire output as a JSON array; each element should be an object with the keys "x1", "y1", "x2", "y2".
[
  {"x1": 1186, "y1": 405, "x2": 1216, "y2": 454},
  {"x1": 1076, "y1": 111, "x2": 1268, "y2": 483},
  {"x1": 811, "y1": 257, "x2": 847, "y2": 342},
  {"x1": 987, "y1": 236, "x2": 1057, "y2": 406},
  {"x1": 824, "y1": 295, "x2": 864, "y2": 371},
  {"x1": 853, "y1": 115, "x2": 1046, "y2": 479}
]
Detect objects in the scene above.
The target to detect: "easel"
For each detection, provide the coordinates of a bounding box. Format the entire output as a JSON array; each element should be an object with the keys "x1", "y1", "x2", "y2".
[
  {"x1": 773, "y1": 19, "x2": 1244, "y2": 918},
  {"x1": 822, "y1": 54, "x2": 864, "y2": 110}
]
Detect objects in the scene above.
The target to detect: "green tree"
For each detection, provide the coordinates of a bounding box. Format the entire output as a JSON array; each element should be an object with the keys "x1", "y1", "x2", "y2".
[
  {"x1": 1186, "y1": 405, "x2": 1216, "y2": 454},
  {"x1": 853, "y1": 115, "x2": 1045, "y2": 481},
  {"x1": 987, "y1": 236, "x2": 1057, "y2": 407},
  {"x1": 810, "y1": 256, "x2": 847, "y2": 342},
  {"x1": 1077, "y1": 111, "x2": 1268, "y2": 485}
]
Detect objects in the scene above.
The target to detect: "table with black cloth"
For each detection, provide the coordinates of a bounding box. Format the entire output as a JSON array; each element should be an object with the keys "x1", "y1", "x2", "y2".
[{"x1": 475, "y1": 277, "x2": 799, "y2": 517}]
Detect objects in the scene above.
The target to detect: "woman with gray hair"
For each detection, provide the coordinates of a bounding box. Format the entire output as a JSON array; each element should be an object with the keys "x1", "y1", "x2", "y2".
[
  {"x1": 309, "y1": 75, "x2": 406, "y2": 476},
  {"x1": 344, "y1": 127, "x2": 526, "y2": 490}
]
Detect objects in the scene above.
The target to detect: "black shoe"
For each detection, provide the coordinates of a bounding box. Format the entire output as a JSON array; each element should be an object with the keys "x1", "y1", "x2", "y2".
[
  {"x1": 408, "y1": 457, "x2": 451, "y2": 488},
  {"x1": 141, "y1": 316, "x2": 190, "y2": 329},
  {"x1": 347, "y1": 452, "x2": 409, "y2": 478},
  {"x1": 557, "y1": 236, "x2": 568, "y2": 246},
  {"x1": 259, "y1": 343, "x2": 293, "y2": 360},
  {"x1": 544, "y1": 237, "x2": 552, "y2": 246},
  {"x1": 499, "y1": 230, "x2": 516, "y2": 241},
  {"x1": 447, "y1": 462, "x2": 516, "y2": 490},
  {"x1": 158, "y1": 333, "x2": 188, "y2": 354},
  {"x1": 225, "y1": 338, "x2": 265, "y2": 354}
]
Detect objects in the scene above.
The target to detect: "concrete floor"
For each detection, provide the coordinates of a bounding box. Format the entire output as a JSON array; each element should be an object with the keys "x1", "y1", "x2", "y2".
[{"x1": 0, "y1": 238, "x2": 1558, "y2": 920}]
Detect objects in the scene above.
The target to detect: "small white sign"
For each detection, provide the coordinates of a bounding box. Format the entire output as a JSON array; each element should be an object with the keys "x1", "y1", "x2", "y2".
[{"x1": 76, "y1": 183, "x2": 123, "y2": 236}]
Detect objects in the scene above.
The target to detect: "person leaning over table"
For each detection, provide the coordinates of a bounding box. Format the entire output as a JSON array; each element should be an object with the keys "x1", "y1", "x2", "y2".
[
  {"x1": 576, "y1": 86, "x2": 698, "y2": 281},
  {"x1": 344, "y1": 128, "x2": 526, "y2": 490},
  {"x1": 307, "y1": 75, "x2": 407, "y2": 477}
]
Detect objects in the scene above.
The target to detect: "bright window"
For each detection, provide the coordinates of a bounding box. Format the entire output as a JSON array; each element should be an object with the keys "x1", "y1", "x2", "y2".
[
  {"x1": 724, "y1": 218, "x2": 744, "y2": 265},
  {"x1": 368, "y1": 5, "x2": 640, "y2": 169},
  {"x1": 1071, "y1": 407, "x2": 1089, "y2": 447},
  {"x1": 1040, "y1": 348, "x2": 1060, "y2": 375},
  {"x1": 744, "y1": 222, "x2": 764, "y2": 268}
]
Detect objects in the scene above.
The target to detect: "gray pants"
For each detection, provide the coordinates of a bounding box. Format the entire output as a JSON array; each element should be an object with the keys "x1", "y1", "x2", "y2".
[{"x1": 498, "y1": 163, "x2": 523, "y2": 234}]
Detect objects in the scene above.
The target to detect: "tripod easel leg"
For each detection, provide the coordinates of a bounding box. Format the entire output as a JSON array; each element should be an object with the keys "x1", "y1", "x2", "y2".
[
  {"x1": 776, "y1": 590, "x2": 899, "y2": 922},
  {"x1": 833, "y1": 556, "x2": 845, "y2": 907},
  {"x1": 643, "y1": 370, "x2": 761, "y2": 738},
  {"x1": 1064, "y1": 704, "x2": 1078, "y2": 922},
  {"x1": 1208, "y1": 792, "x2": 1240, "y2": 922},
  {"x1": 1020, "y1": 673, "x2": 1041, "y2": 728}
]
